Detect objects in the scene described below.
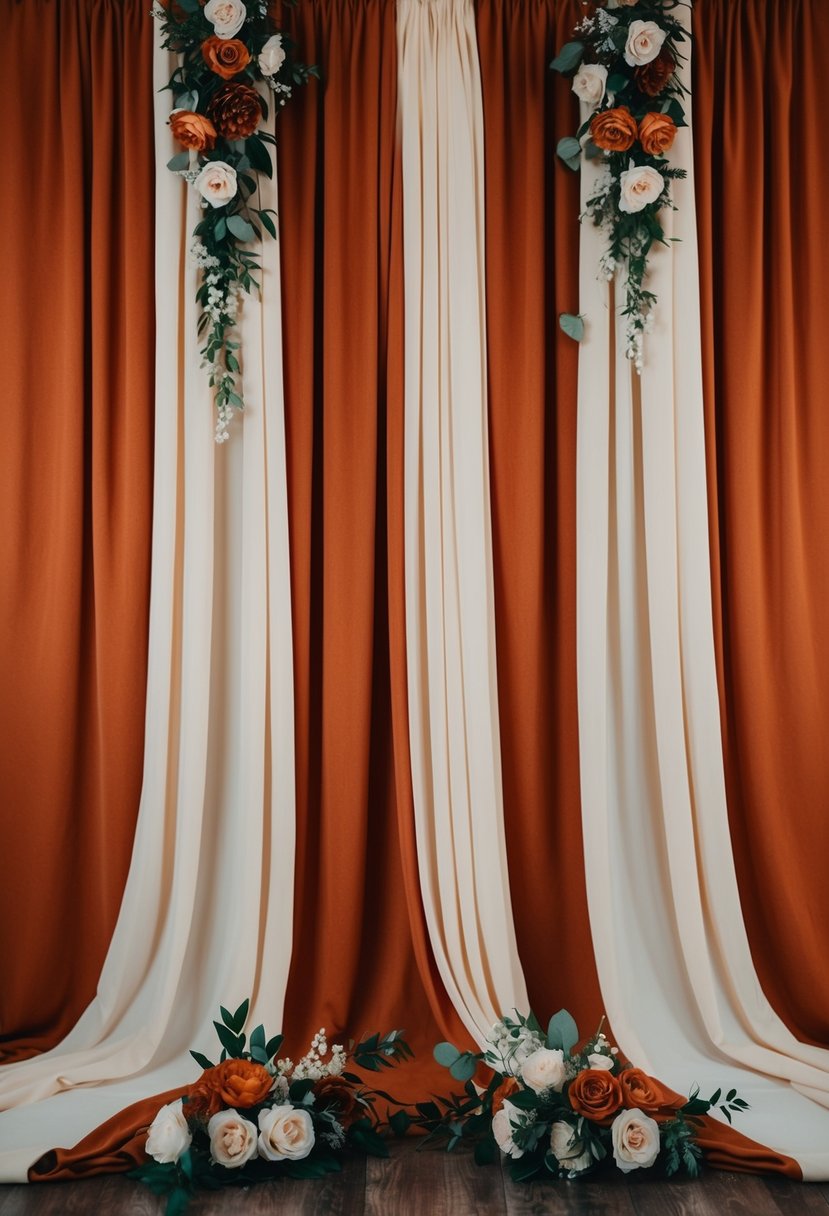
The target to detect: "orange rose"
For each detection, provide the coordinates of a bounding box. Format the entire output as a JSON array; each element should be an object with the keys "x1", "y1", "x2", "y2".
[
  {"x1": 314, "y1": 1076, "x2": 360, "y2": 1127},
  {"x1": 638, "y1": 112, "x2": 677, "y2": 156},
  {"x1": 568, "y1": 1068, "x2": 623, "y2": 1125},
  {"x1": 202, "y1": 35, "x2": 251, "y2": 79},
  {"x1": 189, "y1": 1059, "x2": 273, "y2": 1117},
  {"x1": 635, "y1": 49, "x2": 675, "y2": 98},
  {"x1": 491, "y1": 1076, "x2": 520, "y2": 1116},
  {"x1": 590, "y1": 106, "x2": 638, "y2": 153},
  {"x1": 169, "y1": 110, "x2": 217, "y2": 152},
  {"x1": 618, "y1": 1068, "x2": 677, "y2": 1117}
]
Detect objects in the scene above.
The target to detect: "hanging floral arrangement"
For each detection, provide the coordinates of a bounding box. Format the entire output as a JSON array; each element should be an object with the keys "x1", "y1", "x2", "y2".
[
  {"x1": 553, "y1": 0, "x2": 688, "y2": 372},
  {"x1": 154, "y1": 0, "x2": 317, "y2": 442}
]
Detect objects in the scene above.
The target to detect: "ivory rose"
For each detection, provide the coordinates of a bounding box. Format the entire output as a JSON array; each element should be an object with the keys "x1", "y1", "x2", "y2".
[
  {"x1": 611, "y1": 1108, "x2": 661, "y2": 1173},
  {"x1": 491, "y1": 1101, "x2": 523, "y2": 1159},
  {"x1": 618, "y1": 164, "x2": 664, "y2": 213},
  {"x1": 623, "y1": 19, "x2": 667, "y2": 68},
  {"x1": 204, "y1": 0, "x2": 246, "y2": 39},
  {"x1": 207, "y1": 1110, "x2": 258, "y2": 1168},
  {"x1": 258, "y1": 1106, "x2": 315, "y2": 1161},
  {"x1": 169, "y1": 109, "x2": 217, "y2": 152},
  {"x1": 638, "y1": 112, "x2": 677, "y2": 156},
  {"x1": 590, "y1": 106, "x2": 638, "y2": 152},
  {"x1": 571, "y1": 63, "x2": 607, "y2": 108},
  {"x1": 194, "y1": 160, "x2": 238, "y2": 208},
  {"x1": 568, "y1": 1068, "x2": 623, "y2": 1124},
  {"x1": 202, "y1": 35, "x2": 251, "y2": 79},
  {"x1": 549, "y1": 1121, "x2": 584, "y2": 1164},
  {"x1": 259, "y1": 33, "x2": 287, "y2": 77},
  {"x1": 520, "y1": 1047, "x2": 568, "y2": 1094},
  {"x1": 145, "y1": 1100, "x2": 192, "y2": 1164}
]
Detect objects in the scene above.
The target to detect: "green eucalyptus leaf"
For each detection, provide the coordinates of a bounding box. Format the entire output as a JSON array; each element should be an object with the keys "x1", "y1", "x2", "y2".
[
  {"x1": 547, "y1": 1009, "x2": 579, "y2": 1053},
  {"x1": 166, "y1": 152, "x2": 190, "y2": 173},
  {"x1": 227, "y1": 215, "x2": 257, "y2": 244},
  {"x1": 433, "y1": 1042, "x2": 461, "y2": 1068},
  {"x1": 550, "y1": 41, "x2": 585, "y2": 75},
  {"x1": 559, "y1": 313, "x2": 585, "y2": 343},
  {"x1": 449, "y1": 1053, "x2": 477, "y2": 1083},
  {"x1": 556, "y1": 136, "x2": 582, "y2": 163}
]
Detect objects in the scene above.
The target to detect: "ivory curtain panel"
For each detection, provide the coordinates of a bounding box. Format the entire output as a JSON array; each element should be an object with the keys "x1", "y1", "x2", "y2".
[{"x1": 2, "y1": 0, "x2": 829, "y2": 1186}]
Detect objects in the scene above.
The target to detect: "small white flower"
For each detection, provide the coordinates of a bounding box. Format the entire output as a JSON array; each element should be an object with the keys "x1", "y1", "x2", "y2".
[
  {"x1": 259, "y1": 33, "x2": 287, "y2": 77},
  {"x1": 145, "y1": 1100, "x2": 191, "y2": 1164},
  {"x1": 204, "y1": 0, "x2": 246, "y2": 39},
  {"x1": 587, "y1": 1052, "x2": 615, "y2": 1071}
]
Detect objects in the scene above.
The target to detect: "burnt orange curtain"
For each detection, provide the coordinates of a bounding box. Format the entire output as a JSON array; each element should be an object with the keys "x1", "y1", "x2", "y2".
[
  {"x1": 475, "y1": 0, "x2": 603, "y2": 1034},
  {"x1": 0, "y1": 0, "x2": 154, "y2": 1060},
  {"x1": 275, "y1": 0, "x2": 467, "y2": 1089},
  {"x1": 695, "y1": 0, "x2": 829, "y2": 1047}
]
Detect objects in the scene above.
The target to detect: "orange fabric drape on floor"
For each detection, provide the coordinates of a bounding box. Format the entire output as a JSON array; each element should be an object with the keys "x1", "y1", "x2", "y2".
[
  {"x1": 695, "y1": 0, "x2": 829, "y2": 1046},
  {"x1": 0, "y1": 0, "x2": 154, "y2": 1061},
  {"x1": 275, "y1": 0, "x2": 468, "y2": 1091},
  {"x1": 475, "y1": 0, "x2": 603, "y2": 1035}
]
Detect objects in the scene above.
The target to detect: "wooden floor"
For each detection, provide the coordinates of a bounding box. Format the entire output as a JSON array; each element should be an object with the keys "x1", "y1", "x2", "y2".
[{"x1": 1, "y1": 1142, "x2": 828, "y2": 1215}]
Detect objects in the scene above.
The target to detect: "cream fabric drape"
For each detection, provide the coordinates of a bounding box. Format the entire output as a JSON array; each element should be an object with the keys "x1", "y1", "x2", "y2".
[
  {"x1": 575, "y1": 14, "x2": 829, "y2": 1180},
  {"x1": 0, "y1": 47, "x2": 296, "y2": 1182},
  {"x1": 396, "y1": 0, "x2": 528, "y2": 1042}
]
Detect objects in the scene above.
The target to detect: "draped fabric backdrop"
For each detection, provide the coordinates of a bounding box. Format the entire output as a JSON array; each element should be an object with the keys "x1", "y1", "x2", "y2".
[{"x1": 1, "y1": 0, "x2": 829, "y2": 1186}]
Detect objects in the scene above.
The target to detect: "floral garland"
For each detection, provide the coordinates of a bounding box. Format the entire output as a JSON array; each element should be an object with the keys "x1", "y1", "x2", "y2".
[
  {"x1": 132, "y1": 1000, "x2": 414, "y2": 1215},
  {"x1": 552, "y1": 0, "x2": 688, "y2": 372},
  {"x1": 154, "y1": 0, "x2": 317, "y2": 443},
  {"x1": 409, "y1": 1010, "x2": 747, "y2": 1182}
]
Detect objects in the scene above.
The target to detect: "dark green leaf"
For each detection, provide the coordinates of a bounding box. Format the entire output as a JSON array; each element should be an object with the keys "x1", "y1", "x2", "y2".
[
  {"x1": 166, "y1": 153, "x2": 190, "y2": 173},
  {"x1": 189, "y1": 1051, "x2": 214, "y2": 1071},
  {"x1": 434, "y1": 1042, "x2": 461, "y2": 1067},
  {"x1": 559, "y1": 313, "x2": 585, "y2": 343},
  {"x1": 549, "y1": 41, "x2": 585, "y2": 75},
  {"x1": 449, "y1": 1054, "x2": 477, "y2": 1083},
  {"x1": 474, "y1": 1138, "x2": 498, "y2": 1166},
  {"x1": 232, "y1": 998, "x2": 250, "y2": 1029},
  {"x1": 547, "y1": 1010, "x2": 579, "y2": 1053},
  {"x1": 227, "y1": 215, "x2": 257, "y2": 244},
  {"x1": 245, "y1": 137, "x2": 274, "y2": 178},
  {"x1": 390, "y1": 1110, "x2": 411, "y2": 1137}
]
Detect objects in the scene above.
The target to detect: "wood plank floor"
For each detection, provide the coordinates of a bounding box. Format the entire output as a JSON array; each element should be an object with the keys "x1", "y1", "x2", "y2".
[{"x1": 1, "y1": 1142, "x2": 828, "y2": 1215}]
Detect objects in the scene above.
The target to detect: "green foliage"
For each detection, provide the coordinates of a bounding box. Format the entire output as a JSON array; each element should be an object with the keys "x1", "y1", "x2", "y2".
[{"x1": 550, "y1": 40, "x2": 585, "y2": 74}]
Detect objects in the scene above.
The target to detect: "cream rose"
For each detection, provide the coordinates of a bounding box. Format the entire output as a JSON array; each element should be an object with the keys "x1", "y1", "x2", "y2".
[
  {"x1": 491, "y1": 1101, "x2": 523, "y2": 1159},
  {"x1": 520, "y1": 1047, "x2": 568, "y2": 1094},
  {"x1": 587, "y1": 1052, "x2": 615, "y2": 1071},
  {"x1": 204, "y1": 0, "x2": 246, "y2": 40},
  {"x1": 571, "y1": 63, "x2": 607, "y2": 109},
  {"x1": 207, "y1": 1110, "x2": 258, "y2": 1168},
  {"x1": 623, "y1": 20, "x2": 667, "y2": 68},
  {"x1": 618, "y1": 164, "x2": 664, "y2": 214},
  {"x1": 259, "y1": 33, "x2": 287, "y2": 77},
  {"x1": 145, "y1": 1099, "x2": 191, "y2": 1164},
  {"x1": 550, "y1": 1120, "x2": 584, "y2": 1164},
  {"x1": 194, "y1": 160, "x2": 238, "y2": 208},
  {"x1": 611, "y1": 1108, "x2": 661, "y2": 1173},
  {"x1": 258, "y1": 1106, "x2": 315, "y2": 1161}
]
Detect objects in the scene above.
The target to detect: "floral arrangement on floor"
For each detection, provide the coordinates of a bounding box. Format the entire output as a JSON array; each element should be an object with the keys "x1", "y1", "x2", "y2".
[
  {"x1": 131, "y1": 1000, "x2": 414, "y2": 1215},
  {"x1": 154, "y1": 0, "x2": 317, "y2": 443},
  {"x1": 552, "y1": 0, "x2": 688, "y2": 372},
  {"x1": 404, "y1": 1010, "x2": 747, "y2": 1183}
]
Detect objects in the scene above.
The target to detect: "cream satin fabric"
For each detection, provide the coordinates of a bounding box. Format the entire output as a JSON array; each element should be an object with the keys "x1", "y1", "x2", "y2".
[
  {"x1": 396, "y1": 0, "x2": 528, "y2": 1042},
  {"x1": 0, "y1": 48, "x2": 296, "y2": 1182},
  {"x1": 576, "y1": 14, "x2": 829, "y2": 1179}
]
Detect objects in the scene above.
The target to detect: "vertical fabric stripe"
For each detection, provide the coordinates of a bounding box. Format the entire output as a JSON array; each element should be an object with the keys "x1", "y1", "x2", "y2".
[
  {"x1": 397, "y1": 0, "x2": 527, "y2": 1040},
  {"x1": 0, "y1": 37, "x2": 296, "y2": 1182},
  {"x1": 575, "y1": 9, "x2": 829, "y2": 1179}
]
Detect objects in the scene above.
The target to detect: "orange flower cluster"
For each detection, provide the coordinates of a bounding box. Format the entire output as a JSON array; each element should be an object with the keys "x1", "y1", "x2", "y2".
[
  {"x1": 169, "y1": 110, "x2": 217, "y2": 152},
  {"x1": 590, "y1": 106, "x2": 676, "y2": 155},
  {"x1": 189, "y1": 1058, "x2": 273, "y2": 1118},
  {"x1": 202, "y1": 35, "x2": 251, "y2": 79}
]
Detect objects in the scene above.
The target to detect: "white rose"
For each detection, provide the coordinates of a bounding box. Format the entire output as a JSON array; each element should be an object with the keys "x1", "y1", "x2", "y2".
[
  {"x1": 520, "y1": 1047, "x2": 568, "y2": 1094},
  {"x1": 207, "y1": 1110, "x2": 258, "y2": 1169},
  {"x1": 204, "y1": 0, "x2": 246, "y2": 39},
  {"x1": 571, "y1": 63, "x2": 607, "y2": 109},
  {"x1": 618, "y1": 165, "x2": 664, "y2": 214},
  {"x1": 145, "y1": 1099, "x2": 191, "y2": 1164},
  {"x1": 491, "y1": 1101, "x2": 523, "y2": 1159},
  {"x1": 611, "y1": 1108, "x2": 661, "y2": 1173},
  {"x1": 258, "y1": 1106, "x2": 315, "y2": 1161},
  {"x1": 259, "y1": 33, "x2": 287, "y2": 77},
  {"x1": 550, "y1": 1120, "x2": 584, "y2": 1164},
  {"x1": 194, "y1": 161, "x2": 238, "y2": 208},
  {"x1": 587, "y1": 1052, "x2": 615, "y2": 1071},
  {"x1": 623, "y1": 19, "x2": 667, "y2": 67}
]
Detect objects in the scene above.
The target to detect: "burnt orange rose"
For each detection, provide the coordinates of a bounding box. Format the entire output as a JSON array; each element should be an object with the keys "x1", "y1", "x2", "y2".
[
  {"x1": 568, "y1": 1068, "x2": 623, "y2": 1125},
  {"x1": 618, "y1": 1068, "x2": 677, "y2": 1117},
  {"x1": 635, "y1": 49, "x2": 675, "y2": 98},
  {"x1": 491, "y1": 1076, "x2": 520, "y2": 1116},
  {"x1": 638, "y1": 112, "x2": 677, "y2": 156},
  {"x1": 189, "y1": 1059, "x2": 273, "y2": 1116},
  {"x1": 207, "y1": 82, "x2": 263, "y2": 140},
  {"x1": 202, "y1": 35, "x2": 251, "y2": 80},
  {"x1": 169, "y1": 109, "x2": 217, "y2": 152},
  {"x1": 314, "y1": 1076, "x2": 360, "y2": 1127},
  {"x1": 590, "y1": 106, "x2": 638, "y2": 153}
]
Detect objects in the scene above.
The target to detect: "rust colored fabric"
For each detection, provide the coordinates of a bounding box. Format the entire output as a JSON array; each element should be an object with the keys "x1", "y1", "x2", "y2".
[
  {"x1": 275, "y1": 0, "x2": 468, "y2": 1093},
  {"x1": 694, "y1": 0, "x2": 829, "y2": 1046},
  {"x1": 0, "y1": 0, "x2": 154, "y2": 1060},
  {"x1": 475, "y1": 0, "x2": 603, "y2": 1035}
]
